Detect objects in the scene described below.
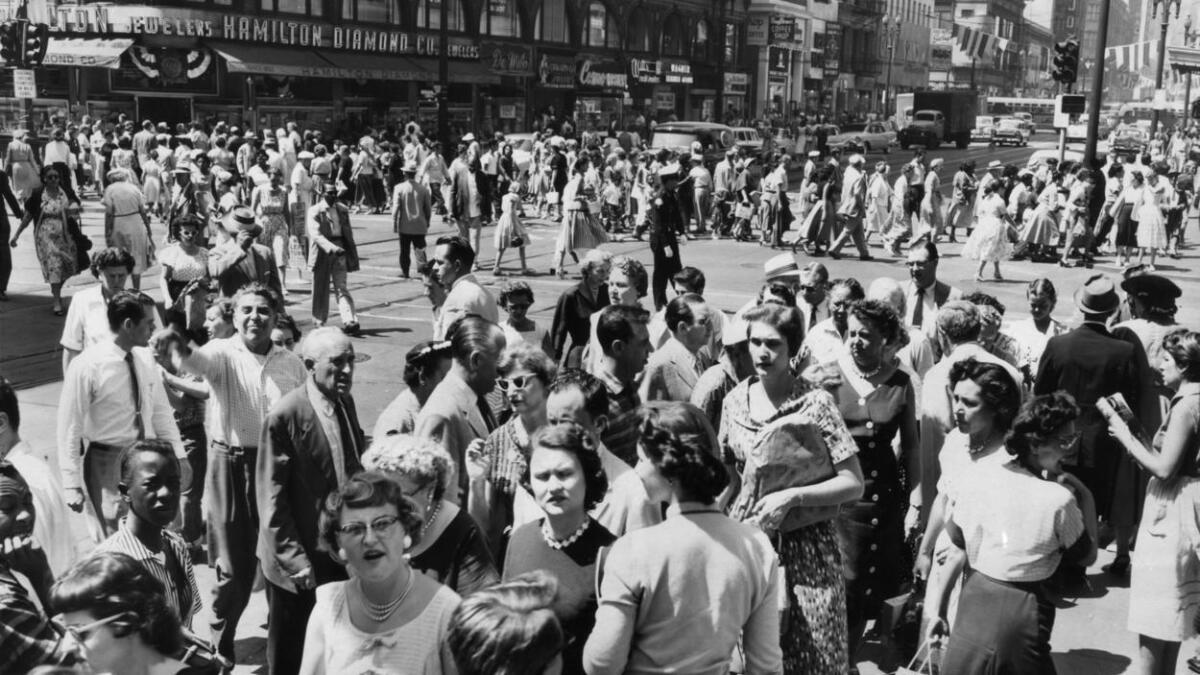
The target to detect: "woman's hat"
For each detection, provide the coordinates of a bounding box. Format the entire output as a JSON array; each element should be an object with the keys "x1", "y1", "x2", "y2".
[
  {"x1": 987, "y1": 160, "x2": 1003, "y2": 170},
  {"x1": 1073, "y1": 274, "x2": 1121, "y2": 315},
  {"x1": 1120, "y1": 273, "x2": 1181, "y2": 300},
  {"x1": 402, "y1": 159, "x2": 419, "y2": 173},
  {"x1": 763, "y1": 253, "x2": 803, "y2": 280},
  {"x1": 173, "y1": 164, "x2": 193, "y2": 175},
  {"x1": 929, "y1": 158, "x2": 945, "y2": 169},
  {"x1": 298, "y1": 151, "x2": 315, "y2": 160}
]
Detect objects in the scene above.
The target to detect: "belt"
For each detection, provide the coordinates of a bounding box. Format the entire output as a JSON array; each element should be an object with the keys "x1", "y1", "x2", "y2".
[
  {"x1": 85, "y1": 441, "x2": 125, "y2": 453},
  {"x1": 113, "y1": 211, "x2": 142, "y2": 218},
  {"x1": 211, "y1": 439, "x2": 256, "y2": 455}
]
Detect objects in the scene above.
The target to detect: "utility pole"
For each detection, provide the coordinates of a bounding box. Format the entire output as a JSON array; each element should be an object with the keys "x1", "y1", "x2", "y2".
[
  {"x1": 437, "y1": 0, "x2": 450, "y2": 156},
  {"x1": 1149, "y1": 0, "x2": 1182, "y2": 138},
  {"x1": 1084, "y1": 0, "x2": 1112, "y2": 168}
]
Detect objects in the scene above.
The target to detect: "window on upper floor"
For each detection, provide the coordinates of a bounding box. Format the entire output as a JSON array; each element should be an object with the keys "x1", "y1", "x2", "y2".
[
  {"x1": 417, "y1": 0, "x2": 465, "y2": 30},
  {"x1": 343, "y1": 0, "x2": 401, "y2": 22},
  {"x1": 534, "y1": 0, "x2": 568, "y2": 43},
  {"x1": 627, "y1": 7, "x2": 653, "y2": 52},
  {"x1": 1067, "y1": 15, "x2": 1074, "y2": 28},
  {"x1": 959, "y1": 8, "x2": 973, "y2": 17},
  {"x1": 481, "y1": 0, "x2": 521, "y2": 37},
  {"x1": 583, "y1": 2, "x2": 619, "y2": 48},
  {"x1": 662, "y1": 13, "x2": 686, "y2": 56},
  {"x1": 262, "y1": 0, "x2": 319, "y2": 16},
  {"x1": 693, "y1": 19, "x2": 710, "y2": 60},
  {"x1": 724, "y1": 22, "x2": 740, "y2": 62}
]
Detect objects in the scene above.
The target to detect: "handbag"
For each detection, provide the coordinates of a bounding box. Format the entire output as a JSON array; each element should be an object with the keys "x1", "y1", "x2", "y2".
[
  {"x1": 66, "y1": 214, "x2": 92, "y2": 272},
  {"x1": 895, "y1": 618, "x2": 948, "y2": 675},
  {"x1": 509, "y1": 235, "x2": 525, "y2": 248},
  {"x1": 742, "y1": 415, "x2": 839, "y2": 531}
]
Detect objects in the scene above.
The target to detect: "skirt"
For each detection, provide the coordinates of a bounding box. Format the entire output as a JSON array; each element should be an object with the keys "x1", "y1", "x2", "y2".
[
  {"x1": 776, "y1": 522, "x2": 849, "y2": 675},
  {"x1": 494, "y1": 211, "x2": 527, "y2": 249},
  {"x1": 34, "y1": 216, "x2": 78, "y2": 284},
  {"x1": 557, "y1": 210, "x2": 608, "y2": 252},
  {"x1": 941, "y1": 570, "x2": 1057, "y2": 675},
  {"x1": 1114, "y1": 203, "x2": 1139, "y2": 248},
  {"x1": 1128, "y1": 476, "x2": 1200, "y2": 641},
  {"x1": 1021, "y1": 207, "x2": 1059, "y2": 246},
  {"x1": 110, "y1": 215, "x2": 152, "y2": 274},
  {"x1": 257, "y1": 213, "x2": 289, "y2": 267},
  {"x1": 1136, "y1": 205, "x2": 1168, "y2": 250},
  {"x1": 961, "y1": 215, "x2": 1014, "y2": 262}
]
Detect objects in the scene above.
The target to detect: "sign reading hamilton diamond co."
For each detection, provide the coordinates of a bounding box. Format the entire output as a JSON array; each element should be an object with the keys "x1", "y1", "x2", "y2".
[{"x1": 538, "y1": 53, "x2": 576, "y2": 89}]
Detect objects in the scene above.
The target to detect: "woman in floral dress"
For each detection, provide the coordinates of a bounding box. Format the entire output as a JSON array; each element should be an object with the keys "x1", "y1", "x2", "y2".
[
  {"x1": 251, "y1": 166, "x2": 293, "y2": 294},
  {"x1": 720, "y1": 303, "x2": 864, "y2": 675},
  {"x1": 9, "y1": 166, "x2": 78, "y2": 314}
]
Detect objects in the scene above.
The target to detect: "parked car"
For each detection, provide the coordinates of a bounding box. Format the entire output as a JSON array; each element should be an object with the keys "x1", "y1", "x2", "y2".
[
  {"x1": 732, "y1": 126, "x2": 767, "y2": 157},
  {"x1": 1024, "y1": 148, "x2": 1106, "y2": 169},
  {"x1": 971, "y1": 118, "x2": 996, "y2": 144},
  {"x1": 1109, "y1": 125, "x2": 1149, "y2": 159},
  {"x1": 649, "y1": 121, "x2": 736, "y2": 168},
  {"x1": 991, "y1": 117, "x2": 1029, "y2": 146},
  {"x1": 827, "y1": 121, "x2": 898, "y2": 154}
]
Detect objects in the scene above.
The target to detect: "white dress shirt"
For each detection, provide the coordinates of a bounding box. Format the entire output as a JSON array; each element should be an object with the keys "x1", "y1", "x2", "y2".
[
  {"x1": 60, "y1": 285, "x2": 113, "y2": 352},
  {"x1": 58, "y1": 343, "x2": 181, "y2": 490},
  {"x1": 802, "y1": 317, "x2": 847, "y2": 366},
  {"x1": 797, "y1": 297, "x2": 830, "y2": 336}
]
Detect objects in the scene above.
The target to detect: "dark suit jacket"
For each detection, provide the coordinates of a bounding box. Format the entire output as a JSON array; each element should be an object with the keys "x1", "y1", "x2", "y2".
[
  {"x1": 0, "y1": 169, "x2": 21, "y2": 234},
  {"x1": 257, "y1": 382, "x2": 364, "y2": 592},
  {"x1": 1034, "y1": 323, "x2": 1151, "y2": 472},
  {"x1": 209, "y1": 240, "x2": 283, "y2": 299},
  {"x1": 450, "y1": 167, "x2": 492, "y2": 221}
]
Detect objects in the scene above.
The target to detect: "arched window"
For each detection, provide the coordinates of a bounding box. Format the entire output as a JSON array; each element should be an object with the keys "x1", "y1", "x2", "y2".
[
  {"x1": 692, "y1": 19, "x2": 710, "y2": 60},
  {"x1": 627, "y1": 6, "x2": 652, "y2": 52},
  {"x1": 661, "y1": 14, "x2": 686, "y2": 56},
  {"x1": 417, "y1": 0, "x2": 464, "y2": 30},
  {"x1": 480, "y1": 0, "x2": 520, "y2": 37},
  {"x1": 534, "y1": 0, "x2": 568, "y2": 43},
  {"x1": 583, "y1": 2, "x2": 618, "y2": 48}
]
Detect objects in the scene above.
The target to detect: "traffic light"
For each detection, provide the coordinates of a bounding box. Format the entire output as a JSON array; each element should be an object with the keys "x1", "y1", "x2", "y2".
[
  {"x1": 1052, "y1": 38, "x2": 1080, "y2": 85},
  {"x1": 22, "y1": 21, "x2": 47, "y2": 67},
  {"x1": 0, "y1": 22, "x2": 17, "y2": 66}
]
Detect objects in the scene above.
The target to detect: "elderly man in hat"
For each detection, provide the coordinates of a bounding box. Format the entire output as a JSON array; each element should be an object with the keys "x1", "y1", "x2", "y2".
[
  {"x1": 1034, "y1": 274, "x2": 1156, "y2": 579},
  {"x1": 210, "y1": 206, "x2": 283, "y2": 299},
  {"x1": 391, "y1": 159, "x2": 432, "y2": 279},
  {"x1": 828, "y1": 154, "x2": 873, "y2": 260},
  {"x1": 307, "y1": 184, "x2": 361, "y2": 335}
]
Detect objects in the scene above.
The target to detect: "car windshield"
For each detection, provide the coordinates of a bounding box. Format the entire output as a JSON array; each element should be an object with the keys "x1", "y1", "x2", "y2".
[
  {"x1": 651, "y1": 132, "x2": 700, "y2": 149},
  {"x1": 914, "y1": 112, "x2": 938, "y2": 122},
  {"x1": 842, "y1": 124, "x2": 866, "y2": 133},
  {"x1": 976, "y1": 120, "x2": 994, "y2": 129},
  {"x1": 1115, "y1": 128, "x2": 1145, "y2": 141},
  {"x1": 997, "y1": 119, "x2": 1021, "y2": 129}
]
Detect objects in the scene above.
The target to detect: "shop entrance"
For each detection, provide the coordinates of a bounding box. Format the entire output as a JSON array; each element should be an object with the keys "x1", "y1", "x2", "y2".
[{"x1": 136, "y1": 97, "x2": 194, "y2": 126}]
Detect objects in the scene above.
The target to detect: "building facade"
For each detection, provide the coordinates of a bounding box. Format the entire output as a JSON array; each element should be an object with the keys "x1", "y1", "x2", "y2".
[{"x1": 0, "y1": 0, "x2": 748, "y2": 136}]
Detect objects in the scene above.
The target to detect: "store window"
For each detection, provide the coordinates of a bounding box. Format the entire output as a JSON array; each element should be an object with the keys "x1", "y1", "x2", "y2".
[
  {"x1": 481, "y1": 0, "x2": 521, "y2": 37},
  {"x1": 534, "y1": 0, "x2": 568, "y2": 44},
  {"x1": 262, "y1": 0, "x2": 320, "y2": 15},
  {"x1": 692, "y1": 19, "x2": 709, "y2": 60},
  {"x1": 661, "y1": 13, "x2": 686, "y2": 56},
  {"x1": 627, "y1": 7, "x2": 652, "y2": 52},
  {"x1": 583, "y1": 2, "x2": 619, "y2": 48},
  {"x1": 183, "y1": 0, "x2": 232, "y2": 5},
  {"x1": 417, "y1": 0, "x2": 465, "y2": 30},
  {"x1": 343, "y1": 0, "x2": 401, "y2": 22},
  {"x1": 723, "y1": 22, "x2": 739, "y2": 62}
]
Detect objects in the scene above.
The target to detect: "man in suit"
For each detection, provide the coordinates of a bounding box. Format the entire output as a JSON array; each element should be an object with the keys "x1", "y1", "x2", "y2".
[
  {"x1": 391, "y1": 159, "x2": 432, "y2": 279},
  {"x1": 639, "y1": 293, "x2": 711, "y2": 403},
  {"x1": 796, "y1": 262, "x2": 830, "y2": 335},
  {"x1": 208, "y1": 207, "x2": 283, "y2": 300},
  {"x1": 904, "y1": 241, "x2": 962, "y2": 344},
  {"x1": 415, "y1": 316, "x2": 505, "y2": 502},
  {"x1": 257, "y1": 327, "x2": 363, "y2": 675},
  {"x1": 1035, "y1": 274, "x2": 1154, "y2": 577},
  {"x1": 307, "y1": 184, "x2": 360, "y2": 335},
  {"x1": 449, "y1": 156, "x2": 489, "y2": 259},
  {"x1": 431, "y1": 235, "x2": 498, "y2": 339}
]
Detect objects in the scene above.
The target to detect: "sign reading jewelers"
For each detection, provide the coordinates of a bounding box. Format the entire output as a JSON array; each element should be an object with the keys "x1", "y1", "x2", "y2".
[
  {"x1": 538, "y1": 53, "x2": 575, "y2": 89},
  {"x1": 577, "y1": 57, "x2": 627, "y2": 90}
]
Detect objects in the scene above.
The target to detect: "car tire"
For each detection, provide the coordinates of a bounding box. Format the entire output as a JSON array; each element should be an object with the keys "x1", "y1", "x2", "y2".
[{"x1": 863, "y1": 142, "x2": 872, "y2": 153}]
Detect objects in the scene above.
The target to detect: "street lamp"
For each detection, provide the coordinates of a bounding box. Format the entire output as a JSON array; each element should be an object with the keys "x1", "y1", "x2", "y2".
[
  {"x1": 1150, "y1": 0, "x2": 1182, "y2": 137},
  {"x1": 1182, "y1": 14, "x2": 1199, "y2": 124},
  {"x1": 882, "y1": 14, "x2": 902, "y2": 120}
]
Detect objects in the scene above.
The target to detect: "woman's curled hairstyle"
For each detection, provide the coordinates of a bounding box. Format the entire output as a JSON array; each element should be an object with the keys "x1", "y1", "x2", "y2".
[
  {"x1": 51, "y1": 551, "x2": 183, "y2": 656},
  {"x1": 402, "y1": 339, "x2": 451, "y2": 390},
  {"x1": 638, "y1": 401, "x2": 729, "y2": 503},
  {"x1": 948, "y1": 357, "x2": 1022, "y2": 430},
  {"x1": 1007, "y1": 392, "x2": 1080, "y2": 463},
  {"x1": 319, "y1": 470, "x2": 424, "y2": 554},
  {"x1": 447, "y1": 570, "x2": 564, "y2": 675}
]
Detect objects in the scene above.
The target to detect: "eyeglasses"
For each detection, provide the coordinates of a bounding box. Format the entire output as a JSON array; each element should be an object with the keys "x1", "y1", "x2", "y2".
[
  {"x1": 336, "y1": 515, "x2": 402, "y2": 540},
  {"x1": 56, "y1": 612, "x2": 129, "y2": 642},
  {"x1": 497, "y1": 374, "x2": 532, "y2": 391},
  {"x1": 1051, "y1": 431, "x2": 1081, "y2": 449}
]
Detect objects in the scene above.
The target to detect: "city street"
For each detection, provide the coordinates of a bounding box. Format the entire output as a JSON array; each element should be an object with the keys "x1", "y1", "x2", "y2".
[{"x1": 2, "y1": 138, "x2": 1198, "y2": 673}]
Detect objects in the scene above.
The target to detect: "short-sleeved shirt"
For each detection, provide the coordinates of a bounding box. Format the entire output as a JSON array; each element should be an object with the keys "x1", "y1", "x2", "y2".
[
  {"x1": 97, "y1": 519, "x2": 201, "y2": 626},
  {"x1": 187, "y1": 337, "x2": 306, "y2": 447}
]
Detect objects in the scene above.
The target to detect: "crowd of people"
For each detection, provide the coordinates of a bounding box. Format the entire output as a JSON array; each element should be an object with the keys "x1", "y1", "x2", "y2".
[{"x1": 0, "y1": 113, "x2": 1199, "y2": 675}]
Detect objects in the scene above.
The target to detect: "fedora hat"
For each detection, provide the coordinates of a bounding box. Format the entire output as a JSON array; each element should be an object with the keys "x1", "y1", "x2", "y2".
[
  {"x1": 987, "y1": 160, "x2": 1003, "y2": 170},
  {"x1": 224, "y1": 206, "x2": 261, "y2": 236},
  {"x1": 722, "y1": 316, "x2": 749, "y2": 347},
  {"x1": 763, "y1": 253, "x2": 803, "y2": 280},
  {"x1": 1073, "y1": 274, "x2": 1120, "y2": 315},
  {"x1": 402, "y1": 159, "x2": 419, "y2": 173}
]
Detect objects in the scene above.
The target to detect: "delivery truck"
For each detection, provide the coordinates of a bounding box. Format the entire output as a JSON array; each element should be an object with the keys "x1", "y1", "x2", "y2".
[{"x1": 897, "y1": 90, "x2": 980, "y2": 149}]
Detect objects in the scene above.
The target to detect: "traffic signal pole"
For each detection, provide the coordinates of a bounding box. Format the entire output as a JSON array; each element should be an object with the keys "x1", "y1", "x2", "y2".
[{"x1": 1084, "y1": 0, "x2": 1112, "y2": 168}]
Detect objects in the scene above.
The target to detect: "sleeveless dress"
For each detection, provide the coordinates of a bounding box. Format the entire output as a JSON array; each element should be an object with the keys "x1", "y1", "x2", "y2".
[
  {"x1": 29, "y1": 190, "x2": 77, "y2": 283},
  {"x1": 6, "y1": 139, "x2": 39, "y2": 199},
  {"x1": 1137, "y1": 180, "x2": 1169, "y2": 250},
  {"x1": 962, "y1": 192, "x2": 1014, "y2": 262},
  {"x1": 304, "y1": 580, "x2": 460, "y2": 675},
  {"x1": 254, "y1": 185, "x2": 290, "y2": 267},
  {"x1": 494, "y1": 191, "x2": 527, "y2": 249},
  {"x1": 103, "y1": 181, "x2": 152, "y2": 273}
]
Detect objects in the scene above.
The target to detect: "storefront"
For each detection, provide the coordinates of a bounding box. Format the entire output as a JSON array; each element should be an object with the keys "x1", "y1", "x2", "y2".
[
  {"x1": 723, "y1": 72, "x2": 750, "y2": 122},
  {"x1": 531, "y1": 49, "x2": 576, "y2": 131},
  {"x1": 574, "y1": 54, "x2": 629, "y2": 130},
  {"x1": 689, "y1": 65, "x2": 719, "y2": 122},
  {"x1": 480, "y1": 42, "x2": 533, "y2": 134}
]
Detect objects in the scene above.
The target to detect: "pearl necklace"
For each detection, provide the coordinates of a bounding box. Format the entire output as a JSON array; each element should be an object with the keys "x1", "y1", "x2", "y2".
[
  {"x1": 849, "y1": 358, "x2": 883, "y2": 380},
  {"x1": 421, "y1": 500, "x2": 441, "y2": 538},
  {"x1": 541, "y1": 518, "x2": 590, "y2": 550},
  {"x1": 358, "y1": 570, "x2": 415, "y2": 624}
]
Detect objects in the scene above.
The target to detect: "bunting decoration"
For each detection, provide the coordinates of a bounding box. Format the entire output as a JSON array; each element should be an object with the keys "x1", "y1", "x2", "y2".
[
  {"x1": 953, "y1": 23, "x2": 1005, "y2": 60},
  {"x1": 1106, "y1": 40, "x2": 1158, "y2": 72}
]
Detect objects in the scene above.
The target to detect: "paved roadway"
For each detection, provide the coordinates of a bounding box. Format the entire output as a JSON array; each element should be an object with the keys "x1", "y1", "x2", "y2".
[{"x1": 1, "y1": 137, "x2": 1197, "y2": 673}]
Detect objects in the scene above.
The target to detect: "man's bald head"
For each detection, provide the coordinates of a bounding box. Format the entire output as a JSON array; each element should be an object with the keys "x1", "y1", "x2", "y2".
[
  {"x1": 302, "y1": 327, "x2": 356, "y2": 398},
  {"x1": 867, "y1": 277, "x2": 906, "y2": 316}
]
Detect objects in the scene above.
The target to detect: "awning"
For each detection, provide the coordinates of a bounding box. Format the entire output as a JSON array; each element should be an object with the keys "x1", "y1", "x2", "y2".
[
  {"x1": 211, "y1": 42, "x2": 498, "y2": 84},
  {"x1": 42, "y1": 38, "x2": 132, "y2": 69},
  {"x1": 320, "y1": 51, "x2": 499, "y2": 85},
  {"x1": 1169, "y1": 46, "x2": 1200, "y2": 74}
]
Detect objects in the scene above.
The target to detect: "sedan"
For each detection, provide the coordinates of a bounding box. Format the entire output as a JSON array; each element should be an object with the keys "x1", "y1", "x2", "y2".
[
  {"x1": 1109, "y1": 126, "x2": 1148, "y2": 159},
  {"x1": 971, "y1": 118, "x2": 996, "y2": 144},
  {"x1": 991, "y1": 117, "x2": 1029, "y2": 146},
  {"x1": 828, "y1": 121, "x2": 898, "y2": 154}
]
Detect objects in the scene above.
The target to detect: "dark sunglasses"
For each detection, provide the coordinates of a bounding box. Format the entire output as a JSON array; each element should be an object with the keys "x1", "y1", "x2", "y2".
[{"x1": 497, "y1": 374, "x2": 532, "y2": 391}]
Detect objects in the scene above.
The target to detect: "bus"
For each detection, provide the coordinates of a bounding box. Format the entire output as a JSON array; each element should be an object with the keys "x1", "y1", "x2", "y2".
[
  {"x1": 984, "y1": 97, "x2": 1057, "y2": 132},
  {"x1": 1117, "y1": 101, "x2": 1179, "y2": 132}
]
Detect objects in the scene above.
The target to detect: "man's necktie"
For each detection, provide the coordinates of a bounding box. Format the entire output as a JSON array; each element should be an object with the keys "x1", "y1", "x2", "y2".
[
  {"x1": 125, "y1": 351, "x2": 145, "y2": 440},
  {"x1": 809, "y1": 305, "x2": 819, "y2": 332},
  {"x1": 333, "y1": 400, "x2": 357, "y2": 486},
  {"x1": 913, "y1": 287, "x2": 926, "y2": 329}
]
